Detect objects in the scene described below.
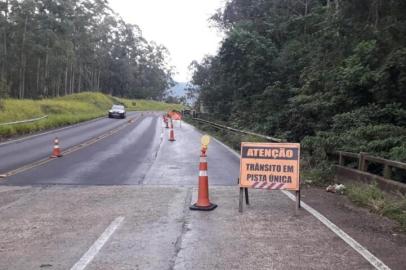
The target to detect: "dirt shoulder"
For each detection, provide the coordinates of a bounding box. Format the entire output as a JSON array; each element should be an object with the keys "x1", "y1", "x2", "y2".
[{"x1": 301, "y1": 186, "x2": 406, "y2": 270}]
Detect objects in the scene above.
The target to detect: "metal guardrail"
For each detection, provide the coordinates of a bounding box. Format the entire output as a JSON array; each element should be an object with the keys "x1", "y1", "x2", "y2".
[
  {"x1": 0, "y1": 115, "x2": 48, "y2": 126},
  {"x1": 191, "y1": 117, "x2": 282, "y2": 142},
  {"x1": 337, "y1": 151, "x2": 406, "y2": 180}
]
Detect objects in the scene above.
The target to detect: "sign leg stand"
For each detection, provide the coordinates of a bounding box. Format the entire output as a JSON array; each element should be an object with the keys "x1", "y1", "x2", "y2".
[
  {"x1": 298, "y1": 189, "x2": 302, "y2": 209},
  {"x1": 239, "y1": 187, "x2": 244, "y2": 213},
  {"x1": 244, "y1": 188, "x2": 249, "y2": 205},
  {"x1": 295, "y1": 190, "x2": 301, "y2": 215}
]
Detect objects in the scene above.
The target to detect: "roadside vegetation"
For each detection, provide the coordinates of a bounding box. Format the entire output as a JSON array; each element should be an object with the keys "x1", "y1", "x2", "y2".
[
  {"x1": 188, "y1": 0, "x2": 406, "y2": 168},
  {"x1": 113, "y1": 97, "x2": 183, "y2": 112},
  {"x1": 0, "y1": 92, "x2": 183, "y2": 139},
  {"x1": 185, "y1": 117, "x2": 406, "y2": 231},
  {"x1": 346, "y1": 183, "x2": 406, "y2": 231}
]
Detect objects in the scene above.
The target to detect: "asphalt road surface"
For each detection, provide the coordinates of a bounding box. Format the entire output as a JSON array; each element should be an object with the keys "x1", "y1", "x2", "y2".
[
  {"x1": 0, "y1": 113, "x2": 404, "y2": 270},
  {"x1": 0, "y1": 112, "x2": 140, "y2": 174},
  {"x1": 1, "y1": 112, "x2": 239, "y2": 185}
]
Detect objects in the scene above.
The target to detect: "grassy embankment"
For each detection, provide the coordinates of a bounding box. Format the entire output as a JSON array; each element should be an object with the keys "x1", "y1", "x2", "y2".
[
  {"x1": 184, "y1": 116, "x2": 406, "y2": 231},
  {"x1": 0, "y1": 92, "x2": 183, "y2": 139},
  {"x1": 346, "y1": 183, "x2": 406, "y2": 231}
]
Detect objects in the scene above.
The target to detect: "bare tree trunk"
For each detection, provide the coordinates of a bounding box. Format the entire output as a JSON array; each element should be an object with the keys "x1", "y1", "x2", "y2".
[
  {"x1": 304, "y1": 0, "x2": 308, "y2": 16},
  {"x1": 72, "y1": 71, "x2": 75, "y2": 94},
  {"x1": 303, "y1": 0, "x2": 309, "y2": 35},
  {"x1": 43, "y1": 44, "x2": 49, "y2": 97},
  {"x1": 36, "y1": 58, "x2": 40, "y2": 95},
  {"x1": 20, "y1": 57, "x2": 26, "y2": 98},
  {"x1": 374, "y1": 0, "x2": 381, "y2": 29},
  {"x1": 18, "y1": 15, "x2": 28, "y2": 99},
  {"x1": 89, "y1": 69, "x2": 93, "y2": 90},
  {"x1": 92, "y1": 68, "x2": 96, "y2": 90},
  {"x1": 78, "y1": 65, "x2": 82, "y2": 92},
  {"x1": 70, "y1": 62, "x2": 75, "y2": 94},
  {"x1": 1, "y1": 0, "x2": 8, "y2": 83},
  {"x1": 334, "y1": 0, "x2": 340, "y2": 14},
  {"x1": 56, "y1": 75, "x2": 60, "y2": 97},
  {"x1": 69, "y1": 61, "x2": 73, "y2": 94},
  {"x1": 97, "y1": 70, "x2": 101, "y2": 90},
  {"x1": 64, "y1": 62, "x2": 68, "y2": 96}
]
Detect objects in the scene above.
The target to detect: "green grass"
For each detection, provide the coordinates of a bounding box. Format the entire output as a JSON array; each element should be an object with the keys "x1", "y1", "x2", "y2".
[
  {"x1": 347, "y1": 183, "x2": 406, "y2": 231},
  {"x1": 111, "y1": 97, "x2": 183, "y2": 111},
  {"x1": 0, "y1": 92, "x2": 183, "y2": 139}
]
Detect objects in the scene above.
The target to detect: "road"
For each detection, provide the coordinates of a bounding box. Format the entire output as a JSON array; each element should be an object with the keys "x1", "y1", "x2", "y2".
[
  {"x1": 0, "y1": 112, "x2": 140, "y2": 174},
  {"x1": 0, "y1": 112, "x2": 238, "y2": 185},
  {"x1": 0, "y1": 113, "x2": 404, "y2": 270}
]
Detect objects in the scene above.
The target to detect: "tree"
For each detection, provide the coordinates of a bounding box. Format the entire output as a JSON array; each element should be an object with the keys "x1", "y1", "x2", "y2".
[
  {"x1": 0, "y1": 0, "x2": 173, "y2": 100},
  {"x1": 191, "y1": 0, "x2": 406, "y2": 161}
]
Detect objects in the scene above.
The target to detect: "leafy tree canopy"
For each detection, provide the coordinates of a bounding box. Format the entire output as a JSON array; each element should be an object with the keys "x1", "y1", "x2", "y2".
[
  {"x1": 0, "y1": 0, "x2": 174, "y2": 100},
  {"x1": 190, "y1": 0, "x2": 406, "y2": 162}
]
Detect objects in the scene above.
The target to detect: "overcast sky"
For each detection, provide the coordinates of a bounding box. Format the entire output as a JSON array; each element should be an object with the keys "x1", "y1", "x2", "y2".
[{"x1": 109, "y1": 0, "x2": 225, "y2": 83}]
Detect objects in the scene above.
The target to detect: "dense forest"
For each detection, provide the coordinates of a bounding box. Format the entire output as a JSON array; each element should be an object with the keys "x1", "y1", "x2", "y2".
[
  {"x1": 0, "y1": 0, "x2": 173, "y2": 100},
  {"x1": 189, "y1": 0, "x2": 406, "y2": 162}
]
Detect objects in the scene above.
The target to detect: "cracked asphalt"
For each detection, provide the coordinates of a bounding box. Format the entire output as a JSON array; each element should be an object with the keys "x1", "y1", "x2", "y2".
[{"x1": 0, "y1": 113, "x2": 403, "y2": 269}]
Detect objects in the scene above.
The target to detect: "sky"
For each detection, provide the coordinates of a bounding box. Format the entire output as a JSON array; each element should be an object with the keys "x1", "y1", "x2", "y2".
[{"x1": 109, "y1": 0, "x2": 225, "y2": 83}]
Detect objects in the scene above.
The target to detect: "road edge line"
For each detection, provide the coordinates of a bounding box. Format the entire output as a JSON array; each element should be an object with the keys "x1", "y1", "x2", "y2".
[
  {"x1": 0, "y1": 116, "x2": 106, "y2": 147},
  {"x1": 1, "y1": 116, "x2": 140, "y2": 178},
  {"x1": 200, "y1": 128, "x2": 391, "y2": 270},
  {"x1": 281, "y1": 190, "x2": 390, "y2": 270},
  {"x1": 70, "y1": 216, "x2": 125, "y2": 270},
  {"x1": 0, "y1": 111, "x2": 141, "y2": 147}
]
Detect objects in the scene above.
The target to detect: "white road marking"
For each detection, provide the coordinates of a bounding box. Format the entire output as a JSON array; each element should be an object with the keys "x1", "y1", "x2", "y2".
[
  {"x1": 0, "y1": 117, "x2": 104, "y2": 147},
  {"x1": 210, "y1": 133, "x2": 391, "y2": 270},
  {"x1": 281, "y1": 191, "x2": 390, "y2": 270},
  {"x1": 0, "y1": 111, "x2": 140, "y2": 146},
  {"x1": 70, "y1": 216, "x2": 125, "y2": 270}
]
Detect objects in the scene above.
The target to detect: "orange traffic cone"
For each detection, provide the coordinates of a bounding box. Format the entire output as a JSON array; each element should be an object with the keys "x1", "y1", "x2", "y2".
[
  {"x1": 50, "y1": 137, "x2": 63, "y2": 158},
  {"x1": 169, "y1": 128, "x2": 175, "y2": 141},
  {"x1": 190, "y1": 148, "x2": 217, "y2": 211}
]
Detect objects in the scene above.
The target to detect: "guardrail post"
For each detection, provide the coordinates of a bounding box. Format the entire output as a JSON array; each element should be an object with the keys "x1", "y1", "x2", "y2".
[
  {"x1": 358, "y1": 152, "x2": 367, "y2": 171},
  {"x1": 383, "y1": 164, "x2": 392, "y2": 180},
  {"x1": 338, "y1": 152, "x2": 344, "y2": 166}
]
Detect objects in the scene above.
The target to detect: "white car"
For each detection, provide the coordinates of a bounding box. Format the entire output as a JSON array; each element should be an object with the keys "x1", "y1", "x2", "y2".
[{"x1": 108, "y1": 105, "x2": 126, "y2": 119}]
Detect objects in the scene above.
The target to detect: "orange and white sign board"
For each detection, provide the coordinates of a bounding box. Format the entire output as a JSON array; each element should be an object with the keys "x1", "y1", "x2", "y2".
[
  {"x1": 168, "y1": 111, "x2": 182, "y2": 120},
  {"x1": 240, "y1": 142, "x2": 300, "y2": 191}
]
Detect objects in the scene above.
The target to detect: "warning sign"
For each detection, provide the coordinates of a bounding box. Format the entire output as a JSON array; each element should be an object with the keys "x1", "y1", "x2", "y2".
[
  {"x1": 168, "y1": 111, "x2": 182, "y2": 120},
  {"x1": 239, "y1": 142, "x2": 300, "y2": 191}
]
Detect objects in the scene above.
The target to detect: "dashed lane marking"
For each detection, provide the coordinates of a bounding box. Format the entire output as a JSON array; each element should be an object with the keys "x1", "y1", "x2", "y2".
[{"x1": 70, "y1": 216, "x2": 125, "y2": 270}]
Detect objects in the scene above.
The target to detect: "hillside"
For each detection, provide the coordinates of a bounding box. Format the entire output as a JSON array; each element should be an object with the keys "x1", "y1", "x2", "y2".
[{"x1": 190, "y1": 0, "x2": 406, "y2": 163}]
